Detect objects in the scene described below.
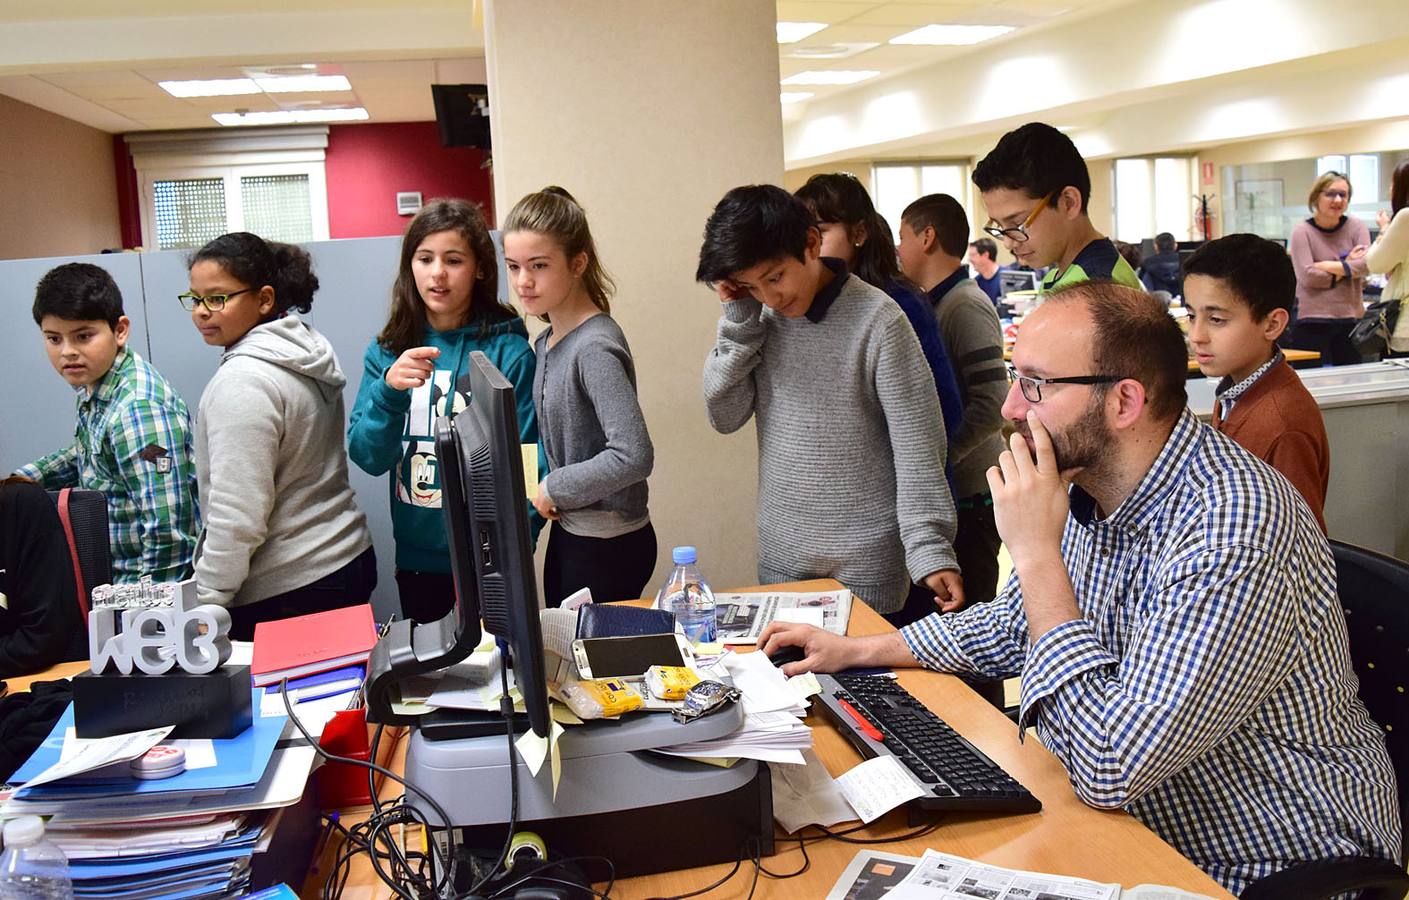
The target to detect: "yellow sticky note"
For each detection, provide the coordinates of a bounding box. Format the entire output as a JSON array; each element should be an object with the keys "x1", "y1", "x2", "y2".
[
  {"x1": 548, "y1": 721, "x2": 564, "y2": 798},
  {"x1": 520, "y1": 443, "x2": 539, "y2": 501},
  {"x1": 514, "y1": 721, "x2": 567, "y2": 800},
  {"x1": 515, "y1": 728, "x2": 549, "y2": 776},
  {"x1": 550, "y1": 702, "x2": 585, "y2": 726}
]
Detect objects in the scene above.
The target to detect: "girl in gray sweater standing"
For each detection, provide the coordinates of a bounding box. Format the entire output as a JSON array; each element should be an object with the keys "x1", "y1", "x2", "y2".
[
  {"x1": 502, "y1": 188, "x2": 655, "y2": 606},
  {"x1": 186, "y1": 233, "x2": 374, "y2": 639}
]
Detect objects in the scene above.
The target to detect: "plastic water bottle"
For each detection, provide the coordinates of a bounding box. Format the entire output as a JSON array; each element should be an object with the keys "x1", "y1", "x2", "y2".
[
  {"x1": 0, "y1": 816, "x2": 73, "y2": 899},
  {"x1": 656, "y1": 546, "x2": 717, "y2": 645}
]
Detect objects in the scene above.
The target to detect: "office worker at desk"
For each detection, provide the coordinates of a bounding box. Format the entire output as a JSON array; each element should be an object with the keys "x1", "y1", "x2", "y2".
[{"x1": 761, "y1": 281, "x2": 1400, "y2": 895}]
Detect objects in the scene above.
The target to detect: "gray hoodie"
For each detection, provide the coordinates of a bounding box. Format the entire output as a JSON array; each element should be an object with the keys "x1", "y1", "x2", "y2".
[{"x1": 193, "y1": 316, "x2": 372, "y2": 608}]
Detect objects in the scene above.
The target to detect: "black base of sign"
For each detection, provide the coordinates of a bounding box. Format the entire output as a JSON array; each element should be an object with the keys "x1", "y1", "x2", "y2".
[{"x1": 73, "y1": 664, "x2": 253, "y2": 739}]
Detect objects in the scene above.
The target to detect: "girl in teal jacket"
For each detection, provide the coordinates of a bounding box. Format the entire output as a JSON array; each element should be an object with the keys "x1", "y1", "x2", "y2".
[{"x1": 348, "y1": 198, "x2": 544, "y2": 623}]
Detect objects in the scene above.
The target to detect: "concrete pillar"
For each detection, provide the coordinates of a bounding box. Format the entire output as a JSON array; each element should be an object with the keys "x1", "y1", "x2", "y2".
[{"x1": 485, "y1": 0, "x2": 784, "y2": 593}]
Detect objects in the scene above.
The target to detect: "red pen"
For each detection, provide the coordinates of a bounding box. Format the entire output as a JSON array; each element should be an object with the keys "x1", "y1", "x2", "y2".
[{"x1": 837, "y1": 698, "x2": 883, "y2": 742}]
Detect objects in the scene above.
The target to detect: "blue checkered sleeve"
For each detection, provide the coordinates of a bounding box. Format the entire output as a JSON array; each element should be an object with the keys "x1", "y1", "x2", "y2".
[
  {"x1": 900, "y1": 572, "x2": 1030, "y2": 680},
  {"x1": 1019, "y1": 541, "x2": 1300, "y2": 809}
]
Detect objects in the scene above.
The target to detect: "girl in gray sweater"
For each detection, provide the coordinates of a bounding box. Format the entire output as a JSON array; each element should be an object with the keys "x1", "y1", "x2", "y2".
[
  {"x1": 186, "y1": 233, "x2": 374, "y2": 640},
  {"x1": 502, "y1": 188, "x2": 655, "y2": 606}
]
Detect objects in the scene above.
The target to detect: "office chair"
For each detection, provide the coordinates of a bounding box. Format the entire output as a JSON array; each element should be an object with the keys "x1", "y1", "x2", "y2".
[
  {"x1": 1241, "y1": 540, "x2": 1409, "y2": 900},
  {"x1": 47, "y1": 488, "x2": 112, "y2": 618}
]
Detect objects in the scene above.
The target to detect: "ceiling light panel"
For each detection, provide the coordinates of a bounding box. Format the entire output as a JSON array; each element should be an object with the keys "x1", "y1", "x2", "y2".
[
  {"x1": 787, "y1": 42, "x2": 881, "y2": 60},
  {"x1": 780, "y1": 92, "x2": 815, "y2": 104},
  {"x1": 777, "y1": 21, "x2": 828, "y2": 43},
  {"x1": 889, "y1": 24, "x2": 1016, "y2": 45},
  {"x1": 160, "y1": 78, "x2": 260, "y2": 98},
  {"x1": 255, "y1": 74, "x2": 352, "y2": 93},
  {"x1": 781, "y1": 70, "x2": 880, "y2": 86}
]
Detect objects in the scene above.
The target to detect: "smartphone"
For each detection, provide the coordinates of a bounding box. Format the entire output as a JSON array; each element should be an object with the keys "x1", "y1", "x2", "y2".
[{"x1": 571, "y1": 633, "x2": 693, "y2": 681}]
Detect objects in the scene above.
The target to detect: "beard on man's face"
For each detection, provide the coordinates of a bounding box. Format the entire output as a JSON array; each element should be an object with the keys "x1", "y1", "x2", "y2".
[{"x1": 1014, "y1": 392, "x2": 1112, "y2": 473}]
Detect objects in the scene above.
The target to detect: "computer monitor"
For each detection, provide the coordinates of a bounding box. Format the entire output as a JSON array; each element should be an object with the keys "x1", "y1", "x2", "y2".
[
  {"x1": 999, "y1": 268, "x2": 1039, "y2": 296},
  {"x1": 437, "y1": 351, "x2": 551, "y2": 740}
]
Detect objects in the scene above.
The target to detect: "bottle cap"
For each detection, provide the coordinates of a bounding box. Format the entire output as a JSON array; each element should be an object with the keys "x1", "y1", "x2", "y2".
[
  {"x1": 672, "y1": 546, "x2": 697, "y2": 565},
  {"x1": 3, "y1": 816, "x2": 44, "y2": 847}
]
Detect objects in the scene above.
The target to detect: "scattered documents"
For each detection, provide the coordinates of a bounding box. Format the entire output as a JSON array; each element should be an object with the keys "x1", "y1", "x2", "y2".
[
  {"x1": 714, "y1": 589, "x2": 852, "y2": 644},
  {"x1": 653, "y1": 650, "x2": 812, "y2": 764},
  {"x1": 834, "y1": 755, "x2": 926, "y2": 824}
]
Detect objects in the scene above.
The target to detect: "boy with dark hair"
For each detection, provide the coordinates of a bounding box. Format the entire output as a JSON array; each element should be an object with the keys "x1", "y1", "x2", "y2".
[
  {"x1": 698, "y1": 184, "x2": 962, "y2": 622},
  {"x1": 1141, "y1": 232, "x2": 1183, "y2": 297},
  {"x1": 1183, "y1": 234, "x2": 1329, "y2": 531},
  {"x1": 973, "y1": 122, "x2": 1141, "y2": 293},
  {"x1": 15, "y1": 263, "x2": 198, "y2": 581},
  {"x1": 966, "y1": 238, "x2": 1002, "y2": 302},
  {"x1": 898, "y1": 194, "x2": 1007, "y2": 608}
]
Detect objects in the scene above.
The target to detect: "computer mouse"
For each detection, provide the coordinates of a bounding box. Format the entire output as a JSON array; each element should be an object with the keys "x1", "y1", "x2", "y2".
[{"x1": 766, "y1": 645, "x2": 807, "y2": 668}]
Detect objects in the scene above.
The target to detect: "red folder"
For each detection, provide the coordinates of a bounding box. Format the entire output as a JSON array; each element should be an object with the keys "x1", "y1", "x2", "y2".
[{"x1": 251, "y1": 604, "x2": 378, "y2": 687}]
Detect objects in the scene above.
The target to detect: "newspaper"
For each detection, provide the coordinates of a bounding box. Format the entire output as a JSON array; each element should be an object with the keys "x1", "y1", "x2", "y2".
[
  {"x1": 825, "y1": 850, "x2": 922, "y2": 900},
  {"x1": 713, "y1": 589, "x2": 852, "y2": 645},
  {"x1": 869, "y1": 849, "x2": 1217, "y2": 900}
]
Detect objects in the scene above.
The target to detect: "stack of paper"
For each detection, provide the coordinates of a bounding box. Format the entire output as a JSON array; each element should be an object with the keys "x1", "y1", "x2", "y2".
[
  {"x1": 653, "y1": 651, "x2": 813, "y2": 764},
  {"x1": 3, "y1": 706, "x2": 316, "y2": 900}
]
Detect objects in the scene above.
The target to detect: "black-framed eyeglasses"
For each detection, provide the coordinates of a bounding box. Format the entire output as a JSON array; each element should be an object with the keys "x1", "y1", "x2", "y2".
[
  {"x1": 177, "y1": 288, "x2": 252, "y2": 312},
  {"x1": 1006, "y1": 362, "x2": 1127, "y2": 403},
  {"x1": 982, "y1": 189, "x2": 1058, "y2": 244}
]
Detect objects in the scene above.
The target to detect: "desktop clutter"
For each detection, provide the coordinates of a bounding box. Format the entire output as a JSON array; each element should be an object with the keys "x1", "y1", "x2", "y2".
[{"x1": 0, "y1": 577, "x2": 377, "y2": 900}]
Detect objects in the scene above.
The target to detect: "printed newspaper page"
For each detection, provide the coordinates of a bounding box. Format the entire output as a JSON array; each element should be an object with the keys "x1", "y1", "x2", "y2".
[
  {"x1": 886, "y1": 849, "x2": 1120, "y2": 900},
  {"x1": 713, "y1": 589, "x2": 853, "y2": 645},
  {"x1": 825, "y1": 850, "x2": 922, "y2": 900}
]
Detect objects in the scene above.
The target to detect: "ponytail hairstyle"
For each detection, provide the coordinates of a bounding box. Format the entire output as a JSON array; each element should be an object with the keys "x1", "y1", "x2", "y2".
[
  {"x1": 502, "y1": 186, "x2": 615, "y2": 315},
  {"x1": 190, "y1": 232, "x2": 318, "y2": 317},
  {"x1": 379, "y1": 198, "x2": 512, "y2": 356},
  {"x1": 794, "y1": 172, "x2": 912, "y2": 292}
]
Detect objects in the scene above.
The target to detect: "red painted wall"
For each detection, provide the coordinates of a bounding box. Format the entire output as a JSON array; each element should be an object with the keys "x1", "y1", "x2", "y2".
[{"x1": 324, "y1": 121, "x2": 494, "y2": 238}]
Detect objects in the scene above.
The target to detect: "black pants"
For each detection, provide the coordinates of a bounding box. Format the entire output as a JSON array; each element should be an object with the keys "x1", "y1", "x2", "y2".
[
  {"x1": 395, "y1": 570, "x2": 457, "y2": 624},
  {"x1": 954, "y1": 497, "x2": 1002, "y2": 607},
  {"x1": 543, "y1": 521, "x2": 658, "y2": 608},
  {"x1": 228, "y1": 546, "x2": 377, "y2": 641},
  {"x1": 1288, "y1": 318, "x2": 1364, "y2": 366}
]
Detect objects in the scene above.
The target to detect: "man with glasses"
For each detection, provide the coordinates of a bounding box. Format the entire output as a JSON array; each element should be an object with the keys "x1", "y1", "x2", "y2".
[
  {"x1": 973, "y1": 122, "x2": 1142, "y2": 293},
  {"x1": 16, "y1": 263, "x2": 198, "y2": 582},
  {"x1": 760, "y1": 280, "x2": 1400, "y2": 896}
]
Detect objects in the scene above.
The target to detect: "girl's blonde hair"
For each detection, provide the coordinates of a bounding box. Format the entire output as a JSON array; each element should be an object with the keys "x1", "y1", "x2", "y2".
[
  {"x1": 1307, "y1": 171, "x2": 1352, "y2": 212},
  {"x1": 502, "y1": 186, "x2": 615, "y2": 314}
]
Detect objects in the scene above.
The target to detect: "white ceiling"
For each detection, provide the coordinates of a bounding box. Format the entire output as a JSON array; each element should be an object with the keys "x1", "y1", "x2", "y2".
[{"x1": 0, "y1": 0, "x2": 1122, "y2": 133}]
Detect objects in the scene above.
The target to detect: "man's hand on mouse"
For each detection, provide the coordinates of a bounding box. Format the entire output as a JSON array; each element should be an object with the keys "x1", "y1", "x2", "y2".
[{"x1": 758, "y1": 622, "x2": 853, "y2": 676}]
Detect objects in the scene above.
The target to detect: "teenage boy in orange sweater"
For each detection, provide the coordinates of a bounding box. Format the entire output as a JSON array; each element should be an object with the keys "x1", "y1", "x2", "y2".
[{"x1": 1184, "y1": 234, "x2": 1330, "y2": 532}]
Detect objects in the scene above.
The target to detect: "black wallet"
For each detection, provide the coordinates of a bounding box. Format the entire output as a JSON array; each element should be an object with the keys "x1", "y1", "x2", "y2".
[{"x1": 575, "y1": 602, "x2": 676, "y2": 639}]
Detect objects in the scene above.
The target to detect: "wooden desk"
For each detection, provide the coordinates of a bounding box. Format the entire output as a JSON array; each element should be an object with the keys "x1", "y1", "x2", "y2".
[{"x1": 314, "y1": 581, "x2": 1233, "y2": 899}]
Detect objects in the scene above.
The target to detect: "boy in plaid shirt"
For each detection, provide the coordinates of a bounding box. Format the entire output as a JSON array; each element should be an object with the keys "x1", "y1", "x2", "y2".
[{"x1": 16, "y1": 263, "x2": 198, "y2": 582}]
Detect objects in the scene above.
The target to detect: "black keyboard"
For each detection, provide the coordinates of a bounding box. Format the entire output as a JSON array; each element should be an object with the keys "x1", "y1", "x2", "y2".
[{"x1": 815, "y1": 673, "x2": 1040, "y2": 815}]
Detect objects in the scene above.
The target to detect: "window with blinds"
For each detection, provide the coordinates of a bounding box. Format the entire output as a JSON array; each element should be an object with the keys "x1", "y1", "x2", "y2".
[
  {"x1": 240, "y1": 174, "x2": 314, "y2": 244},
  {"x1": 152, "y1": 178, "x2": 228, "y2": 250}
]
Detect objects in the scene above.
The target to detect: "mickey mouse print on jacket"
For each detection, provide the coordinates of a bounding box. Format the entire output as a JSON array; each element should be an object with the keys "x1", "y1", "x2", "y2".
[{"x1": 348, "y1": 318, "x2": 545, "y2": 573}]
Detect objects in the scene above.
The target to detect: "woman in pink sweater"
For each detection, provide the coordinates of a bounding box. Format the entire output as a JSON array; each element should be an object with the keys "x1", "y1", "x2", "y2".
[{"x1": 1289, "y1": 171, "x2": 1371, "y2": 365}]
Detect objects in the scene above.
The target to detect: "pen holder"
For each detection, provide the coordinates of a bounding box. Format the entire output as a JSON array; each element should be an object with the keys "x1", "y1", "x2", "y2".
[{"x1": 316, "y1": 705, "x2": 374, "y2": 809}]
